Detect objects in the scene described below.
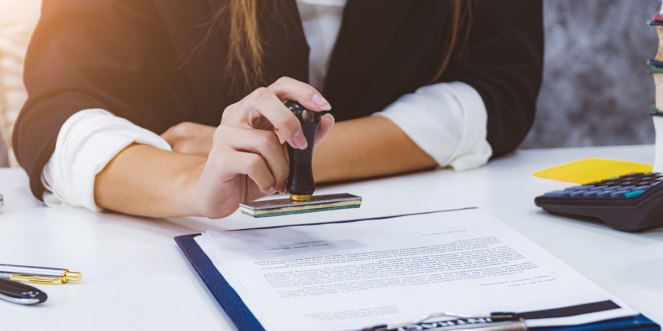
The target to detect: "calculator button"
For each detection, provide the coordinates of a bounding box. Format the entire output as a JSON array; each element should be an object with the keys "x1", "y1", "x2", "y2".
[
  {"x1": 543, "y1": 190, "x2": 570, "y2": 198},
  {"x1": 610, "y1": 190, "x2": 630, "y2": 198},
  {"x1": 589, "y1": 185, "x2": 609, "y2": 191},
  {"x1": 625, "y1": 190, "x2": 646, "y2": 199},
  {"x1": 634, "y1": 185, "x2": 650, "y2": 191},
  {"x1": 569, "y1": 191, "x2": 587, "y2": 198},
  {"x1": 564, "y1": 185, "x2": 593, "y2": 191},
  {"x1": 621, "y1": 185, "x2": 637, "y2": 191},
  {"x1": 582, "y1": 191, "x2": 598, "y2": 198},
  {"x1": 596, "y1": 190, "x2": 615, "y2": 198}
]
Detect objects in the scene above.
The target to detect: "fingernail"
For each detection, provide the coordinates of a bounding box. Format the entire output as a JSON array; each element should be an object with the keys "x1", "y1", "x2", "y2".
[
  {"x1": 312, "y1": 93, "x2": 332, "y2": 111},
  {"x1": 263, "y1": 187, "x2": 276, "y2": 195},
  {"x1": 278, "y1": 185, "x2": 287, "y2": 194},
  {"x1": 293, "y1": 130, "x2": 308, "y2": 150},
  {"x1": 322, "y1": 113, "x2": 335, "y2": 125}
]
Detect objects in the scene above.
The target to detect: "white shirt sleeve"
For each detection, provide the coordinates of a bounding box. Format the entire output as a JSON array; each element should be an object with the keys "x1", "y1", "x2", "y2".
[
  {"x1": 373, "y1": 81, "x2": 493, "y2": 171},
  {"x1": 41, "y1": 109, "x2": 172, "y2": 211}
]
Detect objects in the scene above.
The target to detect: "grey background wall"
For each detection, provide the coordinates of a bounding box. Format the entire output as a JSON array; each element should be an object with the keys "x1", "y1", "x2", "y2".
[{"x1": 521, "y1": 0, "x2": 660, "y2": 149}]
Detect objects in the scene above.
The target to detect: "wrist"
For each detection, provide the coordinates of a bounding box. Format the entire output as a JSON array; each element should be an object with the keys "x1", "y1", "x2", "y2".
[{"x1": 179, "y1": 157, "x2": 207, "y2": 217}]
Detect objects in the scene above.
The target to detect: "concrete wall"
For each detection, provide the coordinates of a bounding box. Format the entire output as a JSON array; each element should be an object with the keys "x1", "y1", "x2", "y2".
[{"x1": 521, "y1": 0, "x2": 661, "y2": 148}]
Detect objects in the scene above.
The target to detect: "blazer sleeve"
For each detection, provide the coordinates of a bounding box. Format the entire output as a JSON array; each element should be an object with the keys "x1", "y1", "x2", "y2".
[
  {"x1": 455, "y1": 0, "x2": 544, "y2": 158},
  {"x1": 13, "y1": 0, "x2": 161, "y2": 199}
]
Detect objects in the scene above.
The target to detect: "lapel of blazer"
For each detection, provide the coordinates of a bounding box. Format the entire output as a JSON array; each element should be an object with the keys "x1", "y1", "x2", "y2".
[
  {"x1": 153, "y1": 0, "x2": 229, "y2": 119},
  {"x1": 258, "y1": 0, "x2": 310, "y2": 84},
  {"x1": 324, "y1": 0, "x2": 414, "y2": 111}
]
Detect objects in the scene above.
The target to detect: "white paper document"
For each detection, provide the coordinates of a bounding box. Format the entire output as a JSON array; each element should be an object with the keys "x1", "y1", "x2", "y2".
[{"x1": 195, "y1": 208, "x2": 637, "y2": 331}]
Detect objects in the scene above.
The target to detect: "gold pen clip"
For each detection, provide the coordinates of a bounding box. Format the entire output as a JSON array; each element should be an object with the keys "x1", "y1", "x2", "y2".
[
  {"x1": 9, "y1": 270, "x2": 82, "y2": 285},
  {"x1": 10, "y1": 274, "x2": 64, "y2": 285}
]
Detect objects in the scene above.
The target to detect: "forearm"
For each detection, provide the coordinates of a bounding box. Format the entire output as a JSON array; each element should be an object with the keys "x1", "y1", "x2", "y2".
[
  {"x1": 95, "y1": 78, "x2": 333, "y2": 219},
  {"x1": 312, "y1": 116, "x2": 437, "y2": 183},
  {"x1": 94, "y1": 116, "x2": 436, "y2": 216},
  {"x1": 94, "y1": 144, "x2": 204, "y2": 218}
]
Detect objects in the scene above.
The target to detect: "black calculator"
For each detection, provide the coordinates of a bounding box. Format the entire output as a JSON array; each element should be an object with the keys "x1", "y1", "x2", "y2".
[{"x1": 534, "y1": 172, "x2": 663, "y2": 231}]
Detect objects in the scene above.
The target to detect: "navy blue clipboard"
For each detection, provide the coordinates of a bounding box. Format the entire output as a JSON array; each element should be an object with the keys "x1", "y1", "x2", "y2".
[
  {"x1": 175, "y1": 233, "x2": 660, "y2": 331},
  {"x1": 175, "y1": 234, "x2": 265, "y2": 331}
]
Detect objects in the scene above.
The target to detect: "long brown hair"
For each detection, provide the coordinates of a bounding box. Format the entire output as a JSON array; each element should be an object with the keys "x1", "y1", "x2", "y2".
[{"x1": 206, "y1": 0, "x2": 473, "y2": 93}]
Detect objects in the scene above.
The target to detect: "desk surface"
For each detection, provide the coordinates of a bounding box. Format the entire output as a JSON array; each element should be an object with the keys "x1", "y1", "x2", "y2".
[{"x1": 1, "y1": 145, "x2": 662, "y2": 330}]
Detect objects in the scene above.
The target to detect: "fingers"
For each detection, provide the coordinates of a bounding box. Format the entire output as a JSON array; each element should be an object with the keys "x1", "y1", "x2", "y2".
[
  {"x1": 215, "y1": 126, "x2": 289, "y2": 193},
  {"x1": 230, "y1": 152, "x2": 276, "y2": 194},
  {"x1": 222, "y1": 77, "x2": 334, "y2": 150},
  {"x1": 223, "y1": 87, "x2": 309, "y2": 150},
  {"x1": 268, "y1": 77, "x2": 331, "y2": 112},
  {"x1": 315, "y1": 113, "x2": 335, "y2": 144},
  {"x1": 197, "y1": 78, "x2": 335, "y2": 214}
]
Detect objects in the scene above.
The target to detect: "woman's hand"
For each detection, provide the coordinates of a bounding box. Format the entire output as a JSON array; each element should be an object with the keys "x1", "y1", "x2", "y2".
[
  {"x1": 161, "y1": 122, "x2": 215, "y2": 157},
  {"x1": 94, "y1": 77, "x2": 333, "y2": 219},
  {"x1": 192, "y1": 77, "x2": 334, "y2": 218}
]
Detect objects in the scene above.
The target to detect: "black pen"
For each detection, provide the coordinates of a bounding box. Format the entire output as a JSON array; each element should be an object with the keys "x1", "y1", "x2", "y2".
[{"x1": 0, "y1": 278, "x2": 47, "y2": 305}]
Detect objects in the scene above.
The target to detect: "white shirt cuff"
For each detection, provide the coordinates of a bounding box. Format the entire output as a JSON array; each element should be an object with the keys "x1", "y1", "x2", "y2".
[
  {"x1": 373, "y1": 81, "x2": 492, "y2": 170},
  {"x1": 41, "y1": 109, "x2": 172, "y2": 211}
]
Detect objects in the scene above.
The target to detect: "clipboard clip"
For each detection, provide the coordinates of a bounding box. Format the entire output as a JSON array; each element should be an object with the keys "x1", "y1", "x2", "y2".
[{"x1": 361, "y1": 312, "x2": 527, "y2": 331}]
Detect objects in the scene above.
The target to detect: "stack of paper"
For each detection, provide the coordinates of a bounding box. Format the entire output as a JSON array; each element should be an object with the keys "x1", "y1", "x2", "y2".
[{"x1": 193, "y1": 208, "x2": 644, "y2": 331}]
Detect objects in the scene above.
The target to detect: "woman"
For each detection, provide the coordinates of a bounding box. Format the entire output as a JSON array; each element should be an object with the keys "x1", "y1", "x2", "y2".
[{"x1": 13, "y1": 0, "x2": 543, "y2": 218}]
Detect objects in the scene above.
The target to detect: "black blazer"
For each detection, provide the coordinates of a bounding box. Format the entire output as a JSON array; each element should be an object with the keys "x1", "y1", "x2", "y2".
[{"x1": 14, "y1": 0, "x2": 544, "y2": 199}]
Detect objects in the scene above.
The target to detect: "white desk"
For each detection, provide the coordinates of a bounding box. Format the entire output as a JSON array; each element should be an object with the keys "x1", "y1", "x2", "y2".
[{"x1": 1, "y1": 145, "x2": 662, "y2": 330}]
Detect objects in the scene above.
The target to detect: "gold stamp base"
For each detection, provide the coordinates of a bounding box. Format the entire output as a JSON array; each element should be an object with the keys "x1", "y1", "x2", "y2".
[{"x1": 290, "y1": 194, "x2": 313, "y2": 202}]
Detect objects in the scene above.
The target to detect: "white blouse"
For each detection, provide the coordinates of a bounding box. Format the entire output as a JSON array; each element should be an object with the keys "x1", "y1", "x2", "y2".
[{"x1": 41, "y1": 0, "x2": 492, "y2": 210}]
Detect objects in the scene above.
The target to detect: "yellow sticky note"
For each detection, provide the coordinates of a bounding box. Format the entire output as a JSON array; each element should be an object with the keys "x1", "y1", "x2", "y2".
[{"x1": 533, "y1": 158, "x2": 653, "y2": 184}]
